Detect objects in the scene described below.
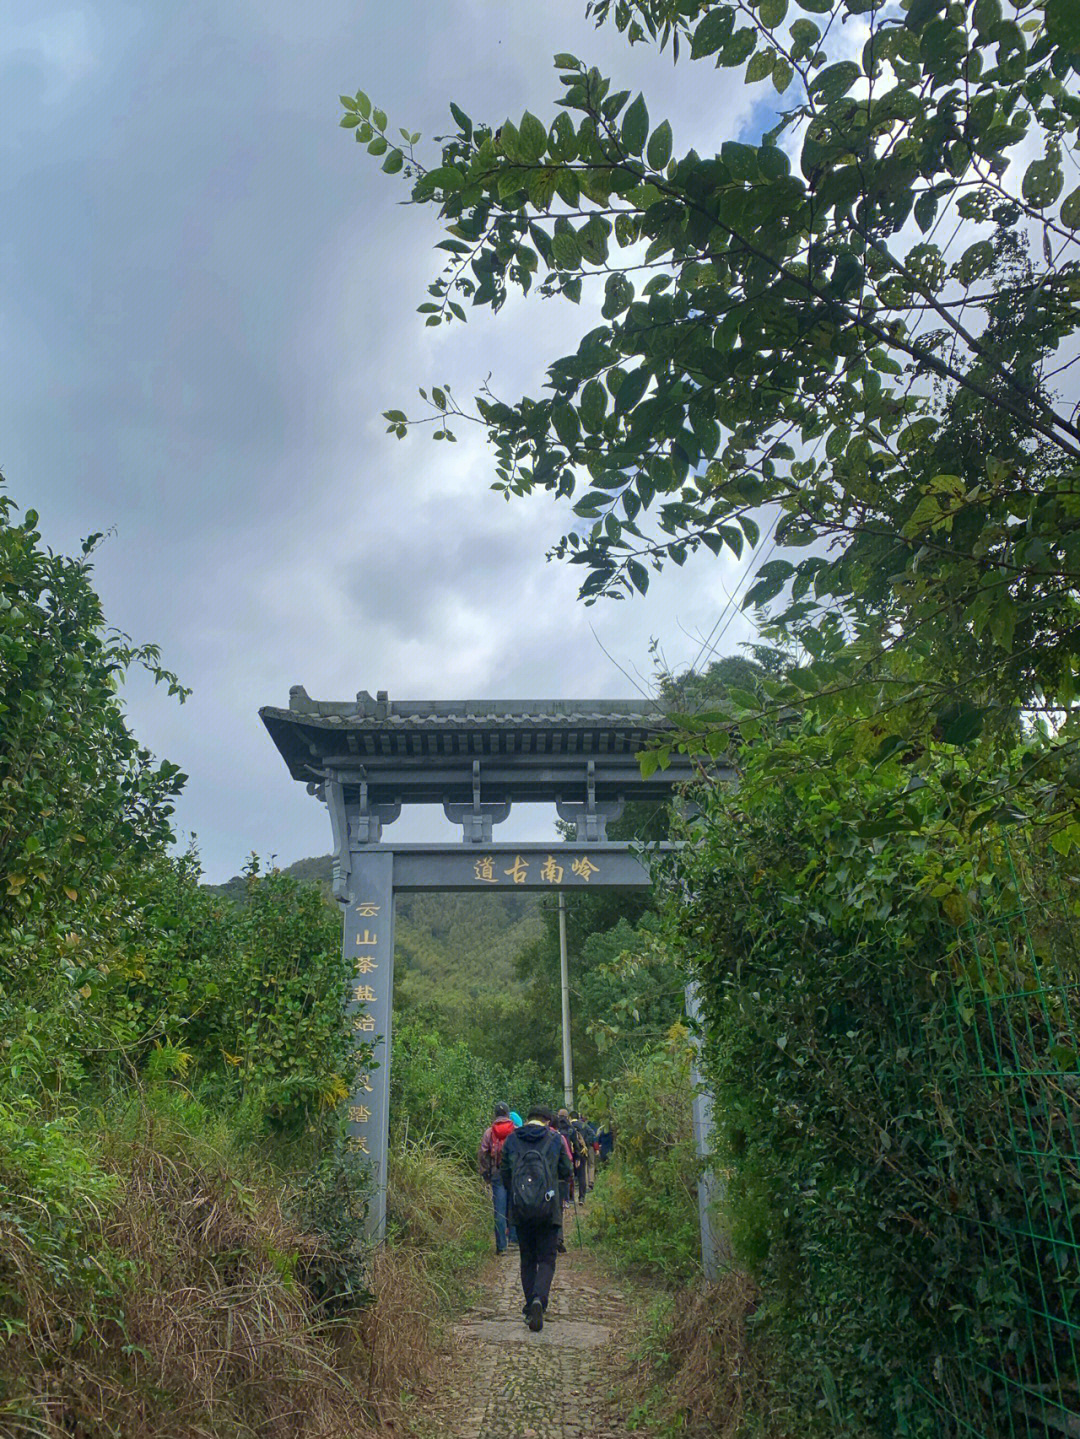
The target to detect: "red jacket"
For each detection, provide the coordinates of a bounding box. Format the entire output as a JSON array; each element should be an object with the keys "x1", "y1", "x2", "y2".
[{"x1": 478, "y1": 1117, "x2": 516, "y2": 1179}]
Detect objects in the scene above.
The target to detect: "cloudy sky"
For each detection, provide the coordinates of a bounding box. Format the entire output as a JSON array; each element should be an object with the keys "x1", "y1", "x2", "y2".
[{"x1": 2, "y1": 1, "x2": 768, "y2": 880}]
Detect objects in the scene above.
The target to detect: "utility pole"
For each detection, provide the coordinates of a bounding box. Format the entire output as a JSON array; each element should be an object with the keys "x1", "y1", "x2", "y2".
[
  {"x1": 558, "y1": 892, "x2": 574, "y2": 1109},
  {"x1": 685, "y1": 981, "x2": 731, "y2": 1280}
]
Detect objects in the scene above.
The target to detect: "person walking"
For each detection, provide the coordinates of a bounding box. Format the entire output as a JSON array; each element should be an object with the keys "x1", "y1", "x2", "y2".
[
  {"x1": 478, "y1": 1101, "x2": 517, "y2": 1254},
  {"x1": 559, "y1": 1108, "x2": 588, "y2": 1207},
  {"x1": 575, "y1": 1105, "x2": 601, "y2": 1197},
  {"x1": 501, "y1": 1104, "x2": 571, "y2": 1332},
  {"x1": 577, "y1": 1110, "x2": 598, "y2": 1192},
  {"x1": 549, "y1": 1111, "x2": 575, "y2": 1251}
]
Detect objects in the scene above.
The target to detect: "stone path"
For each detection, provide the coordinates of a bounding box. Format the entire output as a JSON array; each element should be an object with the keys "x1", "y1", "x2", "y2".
[{"x1": 410, "y1": 1231, "x2": 638, "y2": 1438}]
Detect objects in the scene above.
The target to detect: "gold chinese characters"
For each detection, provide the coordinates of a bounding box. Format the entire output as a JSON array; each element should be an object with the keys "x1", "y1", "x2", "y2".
[{"x1": 470, "y1": 854, "x2": 602, "y2": 884}]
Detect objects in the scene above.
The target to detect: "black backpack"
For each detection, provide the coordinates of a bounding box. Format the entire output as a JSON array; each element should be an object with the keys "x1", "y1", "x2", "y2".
[{"x1": 511, "y1": 1135, "x2": 559, "y2": 1221}]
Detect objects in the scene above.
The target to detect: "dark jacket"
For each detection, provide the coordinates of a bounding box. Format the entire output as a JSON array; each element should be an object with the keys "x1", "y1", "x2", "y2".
[
  {"x1": 572, "y1": 1118, "x2": 594, "y2": 1156},
  {"x1": 558, "y1": 1115, "x2": 582, "y2": 1160},
  {"x1": 500, "y1": 1121, "x2": 571, "y2": 1227}
]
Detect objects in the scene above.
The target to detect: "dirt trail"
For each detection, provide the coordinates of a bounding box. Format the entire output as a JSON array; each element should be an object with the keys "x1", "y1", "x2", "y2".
[{"x1": 411, "y1": 1237, "x2": 640, "y2": 1438}]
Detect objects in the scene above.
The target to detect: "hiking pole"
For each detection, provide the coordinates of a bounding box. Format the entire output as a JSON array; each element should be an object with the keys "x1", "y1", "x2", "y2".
[{"x1": 571, "y1": 1196, "x2": 585, "y2": 1249}]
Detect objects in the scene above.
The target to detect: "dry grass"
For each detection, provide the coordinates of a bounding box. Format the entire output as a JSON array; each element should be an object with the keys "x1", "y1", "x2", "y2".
[
  {"x1": 356, "y1": 1136, "x2": 490, "y2": 1416},
  {"x1": 0, "y1": 1109, "x2": 492, "y2": 1439},
  {"x1": 1, "y1": 1113, "x2": 377, "y2": 1439},
  {"x1": 627, "y1": 1269, "x2": 787, "y2": 1439}
]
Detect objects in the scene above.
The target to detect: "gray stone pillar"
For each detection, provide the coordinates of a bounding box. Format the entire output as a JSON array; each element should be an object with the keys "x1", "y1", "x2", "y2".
[{"x1": 343, "y1": 848, "x2": 396, "y2": 1243}]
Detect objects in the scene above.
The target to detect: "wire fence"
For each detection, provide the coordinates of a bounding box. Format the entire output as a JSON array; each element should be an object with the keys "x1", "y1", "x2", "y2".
[{"x1": 915, "y1": 833, "x2": 1080, "y2": 1437}]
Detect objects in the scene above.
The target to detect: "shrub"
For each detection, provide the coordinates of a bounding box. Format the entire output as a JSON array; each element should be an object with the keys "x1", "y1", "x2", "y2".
[
  {"x1": 586, "y1": 1028, "x2": 702, "y2": 1283},
  {"x1": 668, "y1": 735, "x2": 1080, "y2": 1438},
  {"x1": 389, "y1": 1014, "x2": 546, "y2": 1165}
]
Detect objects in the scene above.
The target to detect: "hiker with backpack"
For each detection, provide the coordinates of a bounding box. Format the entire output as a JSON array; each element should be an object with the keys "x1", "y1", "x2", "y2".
[
  {"x1": 558, "y1": 1107, "x2": 589, "y2": 1207},
  {"x1": 500, "y1": 1104, "x2": 572, "y2": 1332},
  {"x1": 577, "y1": 1110, "x2": 598, "y2": 1192},
  {"x1": 569, "y1": 1110, "x2": 592, "y2": 1204},
  {"x1": 478, "y1": 1101, "x2": 517, "y2": 1255}
]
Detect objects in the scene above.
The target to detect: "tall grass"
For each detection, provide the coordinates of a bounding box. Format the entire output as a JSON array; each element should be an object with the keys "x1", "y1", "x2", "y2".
[{"x1": 0, "y1": 1090, "x2": 489, "y2": 1438}]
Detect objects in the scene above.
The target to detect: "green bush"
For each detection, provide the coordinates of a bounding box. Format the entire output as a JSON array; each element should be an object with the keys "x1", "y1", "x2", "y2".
[
  {"x1": 389, "y1": 1014, "x2": 546, "y2": 1165},
  {"x1": 668, "y1": 726, "x2": 1080, "y2": 1438},
  {"x1": 586, "y1": 1029, "x2": 701, "y2": 1283}
]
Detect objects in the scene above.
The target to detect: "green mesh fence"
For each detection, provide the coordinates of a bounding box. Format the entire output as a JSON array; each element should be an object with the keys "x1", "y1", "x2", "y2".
[{"x1": 914, "y1": 833, "x2": 1080, "y2": 1437}]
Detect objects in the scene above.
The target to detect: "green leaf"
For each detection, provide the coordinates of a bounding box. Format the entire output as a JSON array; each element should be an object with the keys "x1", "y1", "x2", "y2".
[
  {"x1": 721, "y1": 27, "x2": 757, "y2": 64},
  {"x1": 424, "y1": 166, "x2": 464, "y2": 192},
  {"x1": 957, "y1": 240, "x2": 994, "y2": 284},
  {"x1": 622, "y1": 93, "x2": 650, "y2": 155},
  {"x1": 790, "y1": 18, "x2": 820, "y2": 47},
  {"x1": 758, "y1": 145, "x2": 790, "y2": 178},
  {"x1": 759, "y1": 0, "x2": 788, "y2": 25},
  {"x1": 747, "y1": 49, "x2": 775, "y2": 82},
  {"x1": 810, "y1": 61, "x2": 860, "y2": 102},
  {"x1": 1061, "y1": 185, "x2": 1080, "y2": 230},
  {"x1": 553, "y1": 52, "x2": 582, "y2": 70},
  {"x1": 722, "y1": 141, "x2": 759, "y2": 182},
  {"x1": 772, "y1": 58, "x2": 794, "y2": 92},
  {"x1": 691, "y1": 6, "x2": 735, "y2": 57},
  {"x1": 519, "y1": 110, "x2": 548, "y2": 163},
  {"x1": 936, "y1": 700, "x2": 986, "y2": 746},
  {"x1": 340, "y1": 95, "x2": 358, "y2": 112},
  {"x1": 449, "y1": 101, "x2": 472, "y2": 138},
  {"x1": 1046, "y1": 0, "x2": 1080, "y2": 49},
  {"x1": 615, "y1": 366, "x2": 650, "y2": 414},
  {"x1": 528, "y1": 169, "x2": 558, "y2": 209},
  {"x1": 639, "y1": 748, "x2": 661, "y2": 779},
  {"x1": 382, "y1": 148, "x2": 404, "y2": 174},
  {"x1": 1022, "y1": 156, "x2": 1064, "y2": 209},
  {"x1": 904, "y1": 0, "x2": 947, "y2": 29},
  {"x1": 551, "y1": 224, "x2": 582, "y2": 269},
  {"x1": 972, "y1": 0, "x2": 1000, "y2": 34},
  {"x1": 373, "y1": 108, "x2": 388, "y2": 131},
  {"x1": 552, "y1": 403, "x2": 581, "y2": 447},
  {"x1": 368, "y1": 134, "x2": 388, "y2": 156},
  {"x1": 340, "y1": 114, "x2": 362, "y2": 128},
  {"x1": 580, "y1": 380, "x2": 607, "y2": 432},
  {"x1": 647, "y1": 119, "x2": 673, "y2": 171},
  {"x1": 355, "y1": 91, "x2": 371, "y2": 118}
]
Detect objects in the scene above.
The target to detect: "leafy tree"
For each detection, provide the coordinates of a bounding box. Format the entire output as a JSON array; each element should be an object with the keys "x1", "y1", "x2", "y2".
[
  {"x1": 345, "y1": 1, "x2": 1080, "y2": 746},
  {"x1": 0, "y1": 486, "x2": 188, "y2": 1093}
]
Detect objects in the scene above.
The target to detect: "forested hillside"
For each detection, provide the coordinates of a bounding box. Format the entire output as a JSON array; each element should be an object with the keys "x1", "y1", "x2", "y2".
[{"x1": 208, "y1": 855, "x2": 543, "y2": 1048}]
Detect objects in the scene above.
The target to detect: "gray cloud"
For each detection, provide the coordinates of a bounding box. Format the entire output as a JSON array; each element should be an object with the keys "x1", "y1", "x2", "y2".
[{"x1": 2, "y1": 0, "x2": 760, "y2": 879}]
